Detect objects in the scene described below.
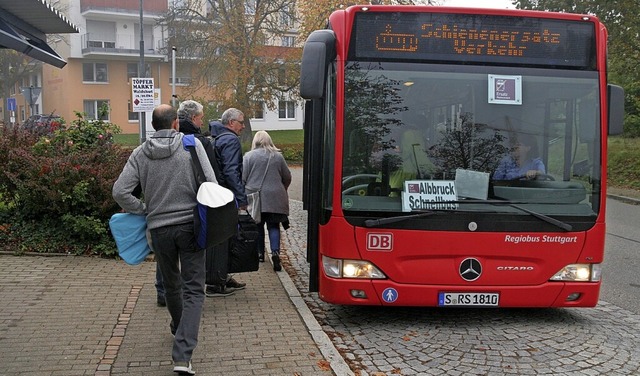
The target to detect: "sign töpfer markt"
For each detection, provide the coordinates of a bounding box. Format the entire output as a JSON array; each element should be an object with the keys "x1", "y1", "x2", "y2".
[{"x1": 131, "y1": 78, "x2": 155, "y2": 112}]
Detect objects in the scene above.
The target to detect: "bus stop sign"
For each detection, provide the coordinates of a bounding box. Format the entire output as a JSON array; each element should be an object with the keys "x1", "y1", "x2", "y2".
[{"x1": 7, "y1": 97, "x2": 16, "y2": 111}]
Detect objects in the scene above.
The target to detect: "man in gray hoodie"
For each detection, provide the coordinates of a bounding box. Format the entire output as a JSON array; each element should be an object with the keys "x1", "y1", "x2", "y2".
[{"x1": 113, "y1": 104, "x2": 216, "y2": 375}]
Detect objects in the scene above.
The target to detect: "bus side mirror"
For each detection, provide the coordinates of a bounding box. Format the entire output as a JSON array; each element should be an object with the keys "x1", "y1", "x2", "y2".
[
  {"x1": 300, "y1": 30, "x2": 336, "y2": 100},
  {"x1": 607, "y1": 84, "x2": 624, "y2": 135}
]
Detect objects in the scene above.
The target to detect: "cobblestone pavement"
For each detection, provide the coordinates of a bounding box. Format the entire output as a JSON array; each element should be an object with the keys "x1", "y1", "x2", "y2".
[
  {"x1": 282, "y1": 200, "x2": 640, "y2": 376},
  {"x1": 0, "y1": 253, "x2": 335, "y2": 376}
]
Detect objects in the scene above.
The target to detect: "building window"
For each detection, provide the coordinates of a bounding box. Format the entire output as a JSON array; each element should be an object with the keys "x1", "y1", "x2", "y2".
[
  {"x1": 83, "y1": 100, "x2": 110, "y2": 120},
  {"x1": 127, "y1": 63, "x2": 151, "y2": 81},
  {"x1": 278, "y1": 100, "x2": 295, "y2": 119},
  {"x1": 281, "y1": 36, "x2": 295, "y2": 47},
  {"x1": 127, "y1": 63, "x2": 138, "y2": 80},
  {"x1": 128, "y1": 100, "x2": 139, "y2": 121},
  {"x1": 253, "y1": 101, "x2": 264, "y2": 120},
  {"x1": 245, "y1": 0, "x2": 256, "y2": 15},
  {"x1": 278, "y1": 65, "x2": 286, "y2": 86},
  {"x1": 280, "y1": 6, "x2": 293, "y2": 28},
  {"x1": 83, "y1": 63, "x2": 108, "y2": 83},
  {"x1": 170, "y1": 63, "x2": 192, "y2": 85}
]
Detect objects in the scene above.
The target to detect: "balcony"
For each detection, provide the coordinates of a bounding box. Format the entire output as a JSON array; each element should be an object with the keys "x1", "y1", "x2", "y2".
[
  {"x1": 81, "y1": 33, "x2": 167, "y2": 60},
  {"x1": 169, "y1": 77, "x2": 192, "y2": 86},
  {"x1": 87, "y1": 40, "x2": 116, "y2": 49},
  {"x1": 81, "y1": 0, "x2": 167, "y2": 16}
]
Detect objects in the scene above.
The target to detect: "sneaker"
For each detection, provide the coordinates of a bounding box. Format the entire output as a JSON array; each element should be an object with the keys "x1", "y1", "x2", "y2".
[
  {"x1": 226, "y1": 277, "x2": 246, "y2": 291},
  {"x1": 173, "y1": 361, "x2": 195, "y2": 375},
  {"x1": 205, "y1": 285, "x2": 235, "y2": 297},
  {"x1": 259, "y1": 253, "x2": 265, "y2": 262},
  {"x1": 272, "y1": 254, "x2": 282, "y2": 272}
]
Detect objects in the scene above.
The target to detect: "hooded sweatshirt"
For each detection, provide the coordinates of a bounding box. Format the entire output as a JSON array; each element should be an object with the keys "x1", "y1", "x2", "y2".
[{"x1": 112, "y1": 129, "x2": 217, "y2": 230}]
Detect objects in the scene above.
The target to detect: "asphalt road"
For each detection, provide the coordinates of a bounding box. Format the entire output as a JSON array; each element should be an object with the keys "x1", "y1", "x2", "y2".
[
  {"x1": 288, "y1": 165, "x2": 303, "y2": 201},
  {"x1": 601, "y1": 198, "x2": 640, "y2": 313}
]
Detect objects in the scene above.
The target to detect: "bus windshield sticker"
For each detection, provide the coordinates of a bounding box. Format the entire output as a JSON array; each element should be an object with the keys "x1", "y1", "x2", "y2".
[
  {"x1": 488, "y1": 75, "x2": 522, "y2": 105},
  {"x1": 455, "y1": 169, "x2": 490, "y2": 200},
  {"x1": 403, "y1": 180, "x2": 458, "y2": 212}
]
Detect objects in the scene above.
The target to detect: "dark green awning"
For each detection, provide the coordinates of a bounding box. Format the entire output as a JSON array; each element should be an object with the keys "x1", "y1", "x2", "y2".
[{"x1": 0, "y1": 0, "x2": 78, "y2": 68}]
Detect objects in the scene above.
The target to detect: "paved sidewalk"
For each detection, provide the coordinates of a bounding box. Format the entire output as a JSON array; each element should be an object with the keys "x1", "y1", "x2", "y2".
[{"x1": 0, "y1": 246, "x2": 338, "y2": 375}]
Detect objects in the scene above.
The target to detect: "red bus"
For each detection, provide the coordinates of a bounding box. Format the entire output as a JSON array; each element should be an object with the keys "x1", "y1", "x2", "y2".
[{"x1": 300, "y1": 5, "x2": 625, "y2": 307}]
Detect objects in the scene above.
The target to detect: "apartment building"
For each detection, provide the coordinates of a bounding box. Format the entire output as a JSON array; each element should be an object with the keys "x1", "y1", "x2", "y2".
[{"x1": 35, "y1": 0, "x2": 302, "y2": 134}]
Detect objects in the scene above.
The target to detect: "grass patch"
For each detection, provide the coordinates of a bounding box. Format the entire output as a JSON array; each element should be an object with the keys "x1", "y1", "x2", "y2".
[
  {"x1": 257, "y1": 129, "x2": 304, "y2": 144},
  {"x1": 608, "y1": 136, "x2": 640, "y2": 190},
  {"x1": 113, "y1": 133, "x2": 140, "y2": 147},
  {"x1": 114, "y1": 130, "x2": 304, "y2": 147}
]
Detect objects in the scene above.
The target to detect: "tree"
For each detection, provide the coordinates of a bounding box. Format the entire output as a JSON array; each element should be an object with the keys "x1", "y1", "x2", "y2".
[
  {"x1": 160, "y1": 0, "x2": 301, "y2": 143},
  {"x1": 298, "y1": 0, "x2": 439, "y2": 44},
  {"x1": 427, "y1": 114, "x2": 508, "y2": 176},
  {"x1": 343, "y1": 64, "x2": 408, "y2": 174},
  {"x1": 516, "y1": 0, "x2": 640, "y2": 136},
  {"x1": 0, "y1": 51, "x2": 40, "y2": 125}
]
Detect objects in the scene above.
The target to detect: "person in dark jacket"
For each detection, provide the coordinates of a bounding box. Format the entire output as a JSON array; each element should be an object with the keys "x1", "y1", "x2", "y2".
[
  {"x1": 243, "y1": 131, "x2": 292, "y2": 271},
  {"x1": 209, "y1": 108, "x2": 248, "y2": 209},
  {"x1": 178, "y1": 100, "x2": 217, "y2": 174},
  {"x1": 178, "y1": 101, "x2": 246, "y2": 296},
  {"x1": 208, "y1": 108, "x2": 249, "y2": 296}
]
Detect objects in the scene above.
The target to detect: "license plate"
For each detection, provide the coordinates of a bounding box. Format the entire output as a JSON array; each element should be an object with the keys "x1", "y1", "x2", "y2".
[{"x1": 438, "y1": 292, "x2": 500, "y2": 307}]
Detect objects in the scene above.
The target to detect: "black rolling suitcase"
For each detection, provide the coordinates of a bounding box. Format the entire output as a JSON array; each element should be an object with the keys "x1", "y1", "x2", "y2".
[
  {"x1": 229, "y1": 213, "x2": 260, "y2": 273},
  {"x1": 205, "y1": 213, "x2": 259, "y2": 284}
]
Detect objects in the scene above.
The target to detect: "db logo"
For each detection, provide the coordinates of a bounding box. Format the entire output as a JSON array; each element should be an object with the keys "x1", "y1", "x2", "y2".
[{"x1": 367, "y1": 233, "x2": 393, "y2": 251}]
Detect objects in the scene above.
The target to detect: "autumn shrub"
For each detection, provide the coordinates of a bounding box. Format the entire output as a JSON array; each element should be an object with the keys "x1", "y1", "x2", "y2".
[
  {"x1": 0, "y1": 113, "x2": 131, "y2": 255},
  {"x1": 279, "y1": 143, "x2": 304, "y2": 164}
]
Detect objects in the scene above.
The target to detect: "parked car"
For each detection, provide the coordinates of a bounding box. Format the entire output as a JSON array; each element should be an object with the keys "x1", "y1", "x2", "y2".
[{"x1": 22, "y1": 114, "x2": 63, "y2": 133}]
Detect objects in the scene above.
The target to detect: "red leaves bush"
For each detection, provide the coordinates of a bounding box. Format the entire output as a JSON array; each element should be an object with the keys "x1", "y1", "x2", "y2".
[{"x1": 0, "y1": 114, "x2": 131, "y2": 255}]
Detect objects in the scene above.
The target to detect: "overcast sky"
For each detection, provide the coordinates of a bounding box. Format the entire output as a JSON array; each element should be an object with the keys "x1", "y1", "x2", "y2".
[{"x1": 440, "y1": 0, "x2": 516, "y2": 9}]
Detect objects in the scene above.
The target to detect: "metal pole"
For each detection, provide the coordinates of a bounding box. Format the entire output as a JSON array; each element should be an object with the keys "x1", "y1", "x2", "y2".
[
  {"x1": 138, "y1": 0, "x2": 146, "y2": 144},
  {"x1": 172, "y1": 46, "x2": 177, "y2": 108}
]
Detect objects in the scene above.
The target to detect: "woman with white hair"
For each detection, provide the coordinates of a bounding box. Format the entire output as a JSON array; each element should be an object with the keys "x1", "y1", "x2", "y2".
[{"x1": 242, "y1": 131, "x2": 292, "y2": 271}]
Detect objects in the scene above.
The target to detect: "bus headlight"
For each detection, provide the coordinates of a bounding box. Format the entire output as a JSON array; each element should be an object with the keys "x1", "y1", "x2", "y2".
[
  {"x1": 322, "y1": 255, "x2": 386, "y2": 279},
  {"x1": 550, "y1": 264, "x2": 601, "y2": 282}
]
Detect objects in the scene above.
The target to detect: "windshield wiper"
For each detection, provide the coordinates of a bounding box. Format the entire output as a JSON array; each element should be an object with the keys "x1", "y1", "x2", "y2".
[
  {"x1": 364, "y1": 211, "x2": 437, "y2": 227},
  {"x1": 363, "y1": 200, "x2": 572, "y2": 231},
  {"x1": 458, "y1": 199, "x2": 573, "y2": 231}
]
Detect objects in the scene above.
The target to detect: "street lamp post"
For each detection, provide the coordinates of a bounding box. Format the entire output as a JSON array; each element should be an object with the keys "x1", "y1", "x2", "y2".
[
  {"x1": 138, "y1": 0, "x2": 146, "y2": 144},
  {"x1": 172, "y1": 46, "x2": 177, "y2": 108}
]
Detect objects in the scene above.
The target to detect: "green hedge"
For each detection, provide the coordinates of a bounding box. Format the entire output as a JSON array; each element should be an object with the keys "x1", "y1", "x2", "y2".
[{"x1": 608, "y1": 136, "x2": 640, "y2": 190}]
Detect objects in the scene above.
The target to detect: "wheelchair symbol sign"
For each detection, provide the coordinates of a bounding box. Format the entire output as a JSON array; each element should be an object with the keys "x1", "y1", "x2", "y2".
[{"x1": 382, "y1": 287, "x2": 398, "y2": 303}]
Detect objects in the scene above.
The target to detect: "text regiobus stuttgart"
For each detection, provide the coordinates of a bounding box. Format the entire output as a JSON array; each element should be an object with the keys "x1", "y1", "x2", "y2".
[{"x1": 300, "y1": 5, "x2": 624, "y2": 307}]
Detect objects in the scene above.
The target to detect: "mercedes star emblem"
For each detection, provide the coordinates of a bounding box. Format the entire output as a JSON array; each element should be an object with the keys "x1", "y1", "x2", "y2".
[{"x1": 459, "y1": 258, "x2": 482, "y2": 281}]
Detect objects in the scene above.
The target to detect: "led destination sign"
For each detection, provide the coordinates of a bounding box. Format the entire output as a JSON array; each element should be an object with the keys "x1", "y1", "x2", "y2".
[{"x1": 350, "y1": 12, "x2": 596, "y2": 69}]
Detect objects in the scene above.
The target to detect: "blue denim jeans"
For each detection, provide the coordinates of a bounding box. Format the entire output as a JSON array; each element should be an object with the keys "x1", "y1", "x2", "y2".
[
  {"x1": 150, "y1": 223, "x2": 205, "y2": 363},
  {"x1": 257, "y1": 221, "x2": 281, "y2": 256}
]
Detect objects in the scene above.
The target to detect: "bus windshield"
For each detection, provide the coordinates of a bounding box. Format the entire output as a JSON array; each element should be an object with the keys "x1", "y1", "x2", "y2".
[{"x1": 341, "y1": 61, "x2": 601, "y2": 218}]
